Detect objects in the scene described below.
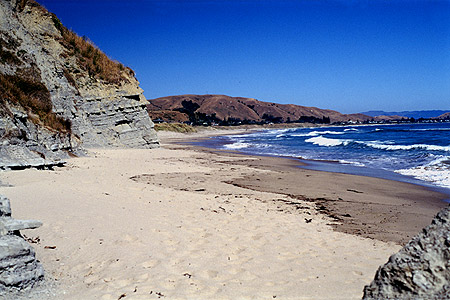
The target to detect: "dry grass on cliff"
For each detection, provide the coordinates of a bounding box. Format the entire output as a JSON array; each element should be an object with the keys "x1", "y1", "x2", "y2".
[
  {"x1": 51, "y1": 14, "x2": 133, "y2": 85},
  {"x1": 154, "y1": 122, "x2": 198, "y2": 133},
  {"x1": 0, "y1": 47, "x2": 22, "y2": 65},
  {"x1": 0, "y1": 74, "x2": 71, "y2": 133}
]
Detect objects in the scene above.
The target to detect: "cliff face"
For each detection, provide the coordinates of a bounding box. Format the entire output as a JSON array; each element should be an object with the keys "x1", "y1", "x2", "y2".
[{"x1": 0, "y1": 0, "x2": 159, "y2": 169}]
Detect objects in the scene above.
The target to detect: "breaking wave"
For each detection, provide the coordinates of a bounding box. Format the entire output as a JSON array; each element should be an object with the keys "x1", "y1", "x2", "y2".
[
  {"x1": 362, "y1": 142, "x2": 450, "y2": 152},
  {"x1": 305, "y1": 136, "x2": 349, "y2": 147},
  {"x1": 223, "y1": 142, "x2": 251, "y2": 149},
  {"x1": 212, "y1": 123, "x2": 450, "y2": 189},
  {"x1": 397, "y1": 156, "x2": 450, "y2": 188},
  {"x1": 292, "y1": 130, "x2": 346, "y2": 137}
]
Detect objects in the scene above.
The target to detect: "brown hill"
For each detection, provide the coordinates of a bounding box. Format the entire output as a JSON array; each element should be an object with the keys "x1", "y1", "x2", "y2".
[
  {"x1": 147, "y1": 94, "x2": 372, "y2": 124},
  {"x1": 436, "y1": 112, "x2": 450, "y2": 119},
  {"x1": 147, "y1": 110, "x2": 189, "y2": 123}
]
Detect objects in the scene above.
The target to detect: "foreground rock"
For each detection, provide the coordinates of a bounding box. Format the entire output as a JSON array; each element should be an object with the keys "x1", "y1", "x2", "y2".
[
  {"x1": 0, "y1": 195, "x2": 44, "y2": 294},
  {"x1": 0, "y1": 0, "x2": 159, "y2": 170},
  {"x1": 363, "y1": 206, "x2": 450, "y2": 299}
]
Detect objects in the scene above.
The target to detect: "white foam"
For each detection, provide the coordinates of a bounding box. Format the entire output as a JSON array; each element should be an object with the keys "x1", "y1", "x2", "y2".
[
  {"x1": 314, "y1": 130, "x2": 345, "y2": 135},
  {"x1": 223, "y1": 142, "x2": 251, "y2": 149},
  {"x1": 396, "y1": 157, "x2": 450, "y2": 188},
  {"x1": 363, "y1": 142, "x2": 450, "y2": 152},
  {"x1": 339, "y1": 160, "x2": 365, "y2": 167},
  {"x1": 264, "y1": 128, "x2": 292, "y2": 136},
  {"x1": 292, "y1": 130, "x2": 345, "y2": 137},
  {"x1": 305, "y1": 136, "x2": 349, "y2": 147},
  {"x1": 410, "y1": 128, "x2": 450, "y2": 131},
  {"x1": 344, "y1": 128, "x2": 358, "y2": 132}
]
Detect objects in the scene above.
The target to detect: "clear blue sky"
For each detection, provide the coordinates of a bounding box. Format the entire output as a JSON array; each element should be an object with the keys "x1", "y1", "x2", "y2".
[{"x1": 38, "y1": 0, "x2": 450, "y2": 113}]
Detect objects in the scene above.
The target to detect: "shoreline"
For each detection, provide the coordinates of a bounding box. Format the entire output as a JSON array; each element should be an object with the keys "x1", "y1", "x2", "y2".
[
  {"x1": 181, "y1": 125, "x2": 450, "y2": 201},
  {"x1": 160, "y1": 129, "x2": 449, "y2": 245},
  {"x1": 0, "y1": 128, "x2": 447, "y2": 299}
]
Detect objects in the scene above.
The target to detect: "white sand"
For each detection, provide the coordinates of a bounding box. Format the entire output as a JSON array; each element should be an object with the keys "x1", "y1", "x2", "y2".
[{"x1": 0, "y1": 139, "x2": 400, "y2": 299}]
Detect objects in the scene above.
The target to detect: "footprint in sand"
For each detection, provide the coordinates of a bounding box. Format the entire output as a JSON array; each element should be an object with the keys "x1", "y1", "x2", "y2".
[
  {"x1": 168, "y1": 257, "x2": 186, "y2": 266},
  {"x1": 207, "y1": 270, "x2": 219, "y2": 278},
  {"x1": 137, "y1": 273, "x2": 150, "y2": 281},
  {"x1": 116, "y1": 234, "x2": 141, "y2": 245},
  {"x1": 227, "y1": 268, "x2": 258, "y2": 281},
  {"x1": 252, "y1": 233, "x2": 263, "y2": 240},
  {"x1": 114, "y1": 279, "x2": 133, "y2": 289},
  {"x1": 163, "y1": 239, "x2": 180, "y2": 246},
  {"x1": 141, "y1": 259, "x2": 160, "y2": 269},
  {"x1": 159, "y1": 276, "x2": 178, "y2": 290}
]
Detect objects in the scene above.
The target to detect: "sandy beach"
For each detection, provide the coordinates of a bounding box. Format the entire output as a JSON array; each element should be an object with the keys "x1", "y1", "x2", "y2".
[{"x1": 1, "y1": 129, "x2": 448, "y2": 300}]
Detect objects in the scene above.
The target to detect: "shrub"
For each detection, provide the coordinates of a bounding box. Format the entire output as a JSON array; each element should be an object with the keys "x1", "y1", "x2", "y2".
[
  {"x1": 0, "y1": 48, "x2": 22, "y2": 65},
  {"x1": 0, "y1": 30, "x2": 21, "y2": 65},
  {"x1": 15, "y1": 0, "x2": 28, "y2": 12},
  {"x1": 154, "y1": 123, "x2": 197, "y2": 133},
  {"x1": 0, "y1": 74, "x2": 71, "y2": 132}
]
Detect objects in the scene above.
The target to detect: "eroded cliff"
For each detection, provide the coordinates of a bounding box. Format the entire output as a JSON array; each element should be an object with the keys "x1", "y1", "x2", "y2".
[{"x1": 0, "y1": 0, "x2": 159, "y2": 169}]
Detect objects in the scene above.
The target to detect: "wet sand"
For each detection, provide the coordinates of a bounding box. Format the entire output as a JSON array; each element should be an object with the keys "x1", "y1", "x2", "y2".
[{"x1": 166, "y1": 130, "x2": 448, "y2": 245}]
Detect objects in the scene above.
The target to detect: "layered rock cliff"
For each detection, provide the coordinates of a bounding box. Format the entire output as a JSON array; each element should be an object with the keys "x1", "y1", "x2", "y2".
[
  {"x1": 0, "y1": 0, "x2": 159, "y2": 169},
  {"x1": 0, "y1": 195, "x2": 44, "y2": 294}
]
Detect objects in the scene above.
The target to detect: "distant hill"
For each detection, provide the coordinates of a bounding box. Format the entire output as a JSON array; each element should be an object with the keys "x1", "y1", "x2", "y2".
[
  {"x1": 147, "y1": 94, "x2": 374, "y2": 125},
  {"x1": 436, "y1": 112, "x2": 450, "y2": 120},
  {"x1": 361, "y1": 110, "x2": 450, "y2": 119}
]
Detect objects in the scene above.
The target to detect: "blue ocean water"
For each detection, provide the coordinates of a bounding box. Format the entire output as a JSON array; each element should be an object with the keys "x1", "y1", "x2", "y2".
[{"x1": 204, "y1": 123, "x2": 450, "y2": 189}]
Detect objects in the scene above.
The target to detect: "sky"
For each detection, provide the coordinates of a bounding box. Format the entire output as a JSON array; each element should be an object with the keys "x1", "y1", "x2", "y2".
[{"x1": 38, "y1": 0, "x2": 450, "y2": 113}]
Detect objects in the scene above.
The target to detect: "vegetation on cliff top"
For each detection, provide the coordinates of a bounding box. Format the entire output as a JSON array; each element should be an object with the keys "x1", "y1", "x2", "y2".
[
  {"x1": 15, "y1": 0, "x2": 133, "y2": 85},
  {"x1": 51, "y1": 13, "x2": 133, "y2": 85},
  {"x1": 1, "y1": 0, "x2": 135, "y2": 134}
]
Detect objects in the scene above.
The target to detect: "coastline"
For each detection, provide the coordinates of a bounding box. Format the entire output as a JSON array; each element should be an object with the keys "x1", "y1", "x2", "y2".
[
  {"x1": 161, "y1": 129, "x2": 449, "y2": 245},
  {"x1": 0, "y1": 128, "x2": 447, "y2": 299}
]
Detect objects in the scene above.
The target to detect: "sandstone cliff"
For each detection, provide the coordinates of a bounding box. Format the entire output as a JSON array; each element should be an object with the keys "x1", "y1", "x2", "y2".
[{"x1": 0, "y1": 0, "x2": 159, "y2": 169}]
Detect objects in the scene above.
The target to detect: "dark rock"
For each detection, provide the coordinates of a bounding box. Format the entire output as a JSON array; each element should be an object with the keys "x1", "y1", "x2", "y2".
[
  {"x1": 0, "y1": 235, "x2": 44, "y2": 292},
  {"x1": 0, "y1": 195, "x2": 44, "y2": 294}
]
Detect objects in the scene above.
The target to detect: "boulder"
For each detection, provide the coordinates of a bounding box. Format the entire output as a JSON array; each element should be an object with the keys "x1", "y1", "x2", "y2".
[
  {"x1": 363, "y1": 206, "x2": 450, "y2": 299},
  {"x1": 0, "y1": 195, "x2": 44, "y2": 293},
  {"x1": 0, "y1": 235, "x2": 44, "y2": 291}
]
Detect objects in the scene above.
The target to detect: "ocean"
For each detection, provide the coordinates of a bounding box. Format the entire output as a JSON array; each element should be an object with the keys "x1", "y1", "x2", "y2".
[{"x1": 198, "y1": 123, "x2": 450, "y2": 191}]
